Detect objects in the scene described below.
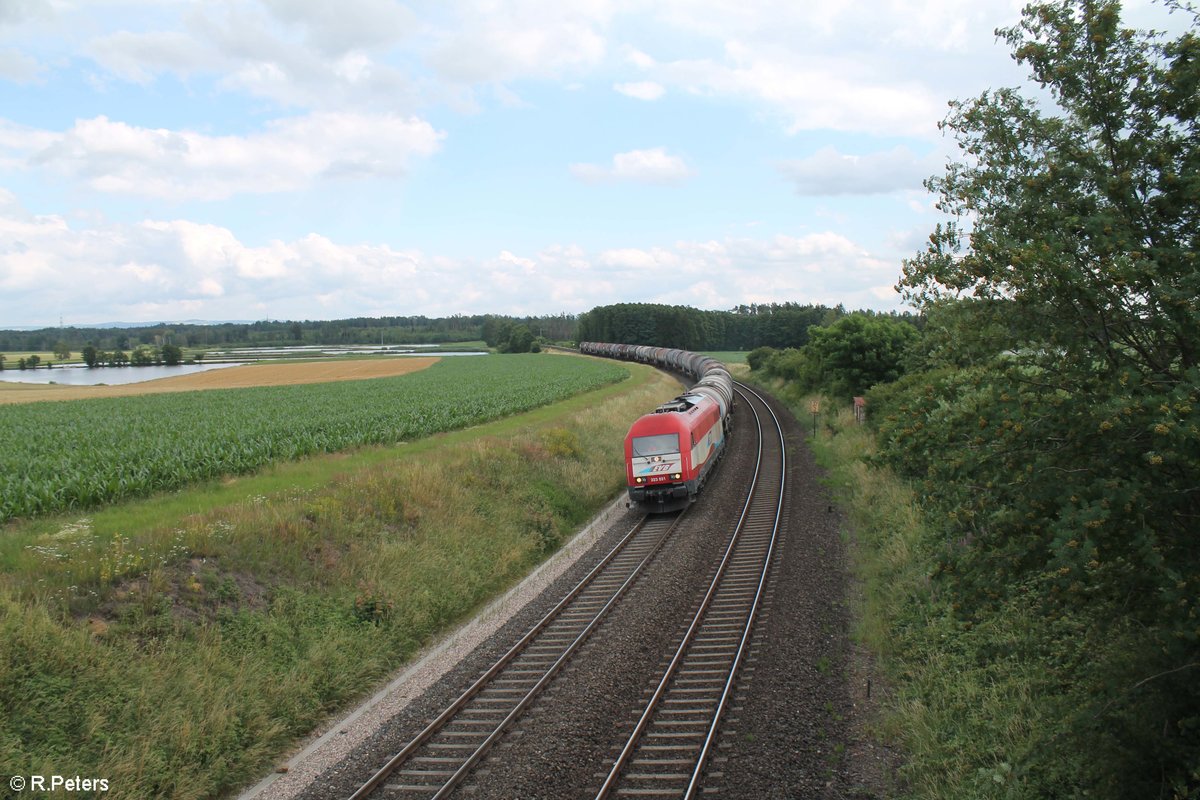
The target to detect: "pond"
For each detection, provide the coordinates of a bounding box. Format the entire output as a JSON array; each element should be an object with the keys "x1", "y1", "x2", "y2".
[
  {"x1": 0, "y1": 362, "x2": 247, "y2": 386},
  {"x1": 0, "y1": 344, "x2": 489, "y2": 386}
]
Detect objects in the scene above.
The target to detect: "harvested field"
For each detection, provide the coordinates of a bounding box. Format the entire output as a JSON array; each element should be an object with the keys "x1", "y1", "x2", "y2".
[{"x1": 0, "y1": 357, "x2": 440, "y2": 404}]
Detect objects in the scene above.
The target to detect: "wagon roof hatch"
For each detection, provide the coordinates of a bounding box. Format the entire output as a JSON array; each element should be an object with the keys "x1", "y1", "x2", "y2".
[{"x1": 654, "y1": 393, "x2": 705, "y2": 413}]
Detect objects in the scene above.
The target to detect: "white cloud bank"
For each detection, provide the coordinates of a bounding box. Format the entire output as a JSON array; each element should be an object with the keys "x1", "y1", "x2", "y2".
[
  {"x1": 5, "y1": 112, "x2": 443, "y2": 200},
  {"x1": 0, "y1": 193, "x2": 903, "y2": 326},
  {"x1": 625, "y1": 42, "x2": 945, "y2": 138},
  {"x1": 55, "y1": 0, "x2": 1025, "y2": 134}
]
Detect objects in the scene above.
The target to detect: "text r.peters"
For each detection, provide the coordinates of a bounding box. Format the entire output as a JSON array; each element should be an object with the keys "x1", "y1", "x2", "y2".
[{"x1": 29, "y1": 775, "x2": 110, "y2": 792}]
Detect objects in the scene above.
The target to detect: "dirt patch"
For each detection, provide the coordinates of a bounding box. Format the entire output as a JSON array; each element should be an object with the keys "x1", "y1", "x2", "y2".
[
  {"x1": 0, "y1": 357, "x2": 440, "y2": 405},
  {"x1": 94, "y1": 556, "x2": 271, "y2": 628}
]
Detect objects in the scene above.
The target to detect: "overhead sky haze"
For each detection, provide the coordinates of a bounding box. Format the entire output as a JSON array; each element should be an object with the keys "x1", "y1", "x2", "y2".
[{"x1": 0, "y1": 0, "x2": 1182, "y2": 327}]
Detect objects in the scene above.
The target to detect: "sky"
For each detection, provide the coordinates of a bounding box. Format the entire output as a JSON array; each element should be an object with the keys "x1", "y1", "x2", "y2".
[{"x1": 0, "y1": 0, "x2": 1181, "y2": 327}]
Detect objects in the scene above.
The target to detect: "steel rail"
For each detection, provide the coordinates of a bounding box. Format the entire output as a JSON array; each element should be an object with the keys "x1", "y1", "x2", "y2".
[
  {"x1": 594, "y1": 383, "x2": 786, "y2": 799},
  {"x1": 347, "y1": 510, "x2": 684, "y2": 800},
  {"x1": 683, "y1": 383, "x2": 785, "y2": 799}
]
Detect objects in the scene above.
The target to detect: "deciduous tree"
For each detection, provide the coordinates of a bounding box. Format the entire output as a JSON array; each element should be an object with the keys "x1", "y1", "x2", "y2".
[
  {"x1": 803, "y1": 314, "x2": 918, "y2": 399},
  {"x1": 888, "y1": 2, "x2": 1199, "y2": 794}
]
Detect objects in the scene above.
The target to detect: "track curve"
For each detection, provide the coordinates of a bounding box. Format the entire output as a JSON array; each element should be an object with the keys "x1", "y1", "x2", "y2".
[{"x1": 593, "y1": 383, "x2": 786, "y2": 799}]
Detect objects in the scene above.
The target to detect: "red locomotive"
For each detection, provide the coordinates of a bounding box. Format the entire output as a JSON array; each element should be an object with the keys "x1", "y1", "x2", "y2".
[
  {"x1": 580, "y1": 342, "x2": 733, "y2": 512},
  {"x1": 625, "y1": 391, "x2": 726, "y2": 510}
]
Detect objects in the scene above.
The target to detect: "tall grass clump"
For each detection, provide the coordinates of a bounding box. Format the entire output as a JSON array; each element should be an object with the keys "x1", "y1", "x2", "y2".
[{"x1": 0, "y1": 362, "x2": 678, "y2": 800}]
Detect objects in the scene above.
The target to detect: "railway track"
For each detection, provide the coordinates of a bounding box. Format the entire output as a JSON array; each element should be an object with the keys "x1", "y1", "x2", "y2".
[
  {"x1": 347, "y1": 511, "x2": 686, "y2": 800},
  {"x1": 345, "y1": 382, "x2": 785, "y2": 800},
  {"x1": 594, "y1": 383, "x2": 786, "y2": 799}
]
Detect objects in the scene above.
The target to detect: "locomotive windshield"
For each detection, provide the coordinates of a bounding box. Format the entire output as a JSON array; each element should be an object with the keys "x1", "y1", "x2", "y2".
[{"x1": 631, "y1": 433, "x2": 680, "y2": 457}]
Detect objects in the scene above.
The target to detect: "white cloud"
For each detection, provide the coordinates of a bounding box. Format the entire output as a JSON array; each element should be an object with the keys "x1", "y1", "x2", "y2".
[
  {"x1": 0, "y1": 0, "x2": 52, "y2": 26},
  {"x1": 0, "y1": 187, "x2": 905, "y2": 326},
  {"x1": 259, "y1": 0, "x2": 416, "y2": 56},
  {"x1": 474, "y1": 233, "x2": 902, "y2": 315},
  {"x1": 0, "y1": 119, "x2": 55, "y2": 169},
  {"x1": 614, "y1": 80, "x2": 664, "y2": 100},
  {"x1": 426, "y1": 1, "x2": 612, "y2": 84},
  {"x1": 596, "y1": 247, "x2": 681, "y2": 270},
  {"x1": 15, "y1": 112, "x2": 443, "y2": 200},
  {"x1": 634, "y1": 40, "x2": 944, "y2": 138},
  {"x1": 570, "y1": 147, "x2": 694, "y2": 185},
  {"x1": 778, "y1": 145, "x2": 937, "y2": 195},
  {"x1": 0, "y1": 48, "x2": 42, "y2": 81},
  {"x1": 0, "y1": 203, "x2": 437, "y2": 323},
  {"x1": 85, "y1": 5, "x2": 418, "y2": 112},
  {"x1": 624, "y1": 48, "x2": 656, "y2": 70},
  {"x1": 87, "y1": 30, "x2": 212, "y2": 84}
]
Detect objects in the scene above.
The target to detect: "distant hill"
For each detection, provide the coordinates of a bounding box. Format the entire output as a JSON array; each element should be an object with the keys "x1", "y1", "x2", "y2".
[{"x1": 5, "y1": 320, "x2": 256, "y2": 331}]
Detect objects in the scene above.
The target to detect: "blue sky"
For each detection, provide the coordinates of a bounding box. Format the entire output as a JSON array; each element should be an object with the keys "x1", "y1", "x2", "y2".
[{"x1": 0, "y1": 0, "x2": 1181, "y2": 326}]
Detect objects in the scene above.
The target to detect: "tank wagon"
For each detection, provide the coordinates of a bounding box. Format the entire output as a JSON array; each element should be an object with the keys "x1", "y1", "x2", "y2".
[{"x1": 580, "y1": 342, "x2": 734, "y2": 512}]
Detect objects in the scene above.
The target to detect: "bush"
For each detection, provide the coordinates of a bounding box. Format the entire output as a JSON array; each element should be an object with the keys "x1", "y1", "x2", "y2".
[{"x1": 745, "y1": 346, "x2": 777, "y2": 372}]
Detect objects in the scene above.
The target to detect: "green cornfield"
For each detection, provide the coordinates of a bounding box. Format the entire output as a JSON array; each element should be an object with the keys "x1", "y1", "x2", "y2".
[{"x1": 0, "y1": 354, "x2": 627, "y2": 521}]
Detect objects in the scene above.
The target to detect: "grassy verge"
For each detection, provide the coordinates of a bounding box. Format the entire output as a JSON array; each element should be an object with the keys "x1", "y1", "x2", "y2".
[
  {"x1": 0, "y1": 362, "x2": 680, "y2": 800},
  {"x1": 761, "y1": 383, "x2": 1051, "y2": 799}
]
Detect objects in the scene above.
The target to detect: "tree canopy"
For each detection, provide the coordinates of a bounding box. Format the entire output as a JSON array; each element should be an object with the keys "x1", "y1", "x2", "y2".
[
  {"x1": 879, "y1": 2, "x2": 1199, "y2": 795},
  {"x1": 901, "y1": 0, "x2": 1199, "y2": 380}
]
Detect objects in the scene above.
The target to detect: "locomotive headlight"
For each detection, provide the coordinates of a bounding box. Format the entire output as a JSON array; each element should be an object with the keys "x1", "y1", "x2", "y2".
[
  {"x1": 635, "y1": 477, "x2": 645, "y2": 483},
  {"x1": 673, "y1": 473, "x2": 682, "y2": 479}
]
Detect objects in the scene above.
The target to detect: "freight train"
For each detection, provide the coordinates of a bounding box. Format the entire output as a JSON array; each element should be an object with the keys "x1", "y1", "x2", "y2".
[{"x1": 579, "y1": 342, "x2": 734, "y2": 512}]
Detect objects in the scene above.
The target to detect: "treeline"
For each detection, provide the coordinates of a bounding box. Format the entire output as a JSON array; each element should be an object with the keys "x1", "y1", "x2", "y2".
[
  {"x1": 0, "y1": 314, "x2": 578, "y2": 354},
  {"x1": 2, "y1": 305, "x2": 923, "y2": 359},
  {"x1": 575, "y1": 302, "x2": 917, "y2": 351},
  {"x1": 80, "y1": 344, "x2": 185, "y2": 368}
]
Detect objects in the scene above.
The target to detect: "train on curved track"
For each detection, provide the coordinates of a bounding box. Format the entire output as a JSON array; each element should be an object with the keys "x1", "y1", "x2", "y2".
[{"x1": 580, "y1": 342, "x2": 734, "y2": 512}]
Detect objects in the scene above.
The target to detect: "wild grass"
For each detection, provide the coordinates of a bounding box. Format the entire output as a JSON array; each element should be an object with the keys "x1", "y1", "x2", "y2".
[
  {"x1": 0, "y1": 362, "x2": 680, "y2": 800},
  {"x1": 768, "y1": 390, "x2": 1053, "y2": 800},
  {"x1": 700, "y1": 351, "x2": 748, "y2": 364}
]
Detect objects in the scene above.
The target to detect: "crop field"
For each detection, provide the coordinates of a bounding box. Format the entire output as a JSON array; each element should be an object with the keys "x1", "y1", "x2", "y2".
[
  {"x1": 0, "y1": 354, "x2": 627, "y2": 521},
  {"x1": 0, "y1": 356, "x2": 441, "y2": 404}
]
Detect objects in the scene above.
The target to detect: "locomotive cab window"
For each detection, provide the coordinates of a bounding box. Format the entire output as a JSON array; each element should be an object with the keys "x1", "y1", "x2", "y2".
[{"x1": 632, "y1": 434, "x2": 680, "y2": 456}]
